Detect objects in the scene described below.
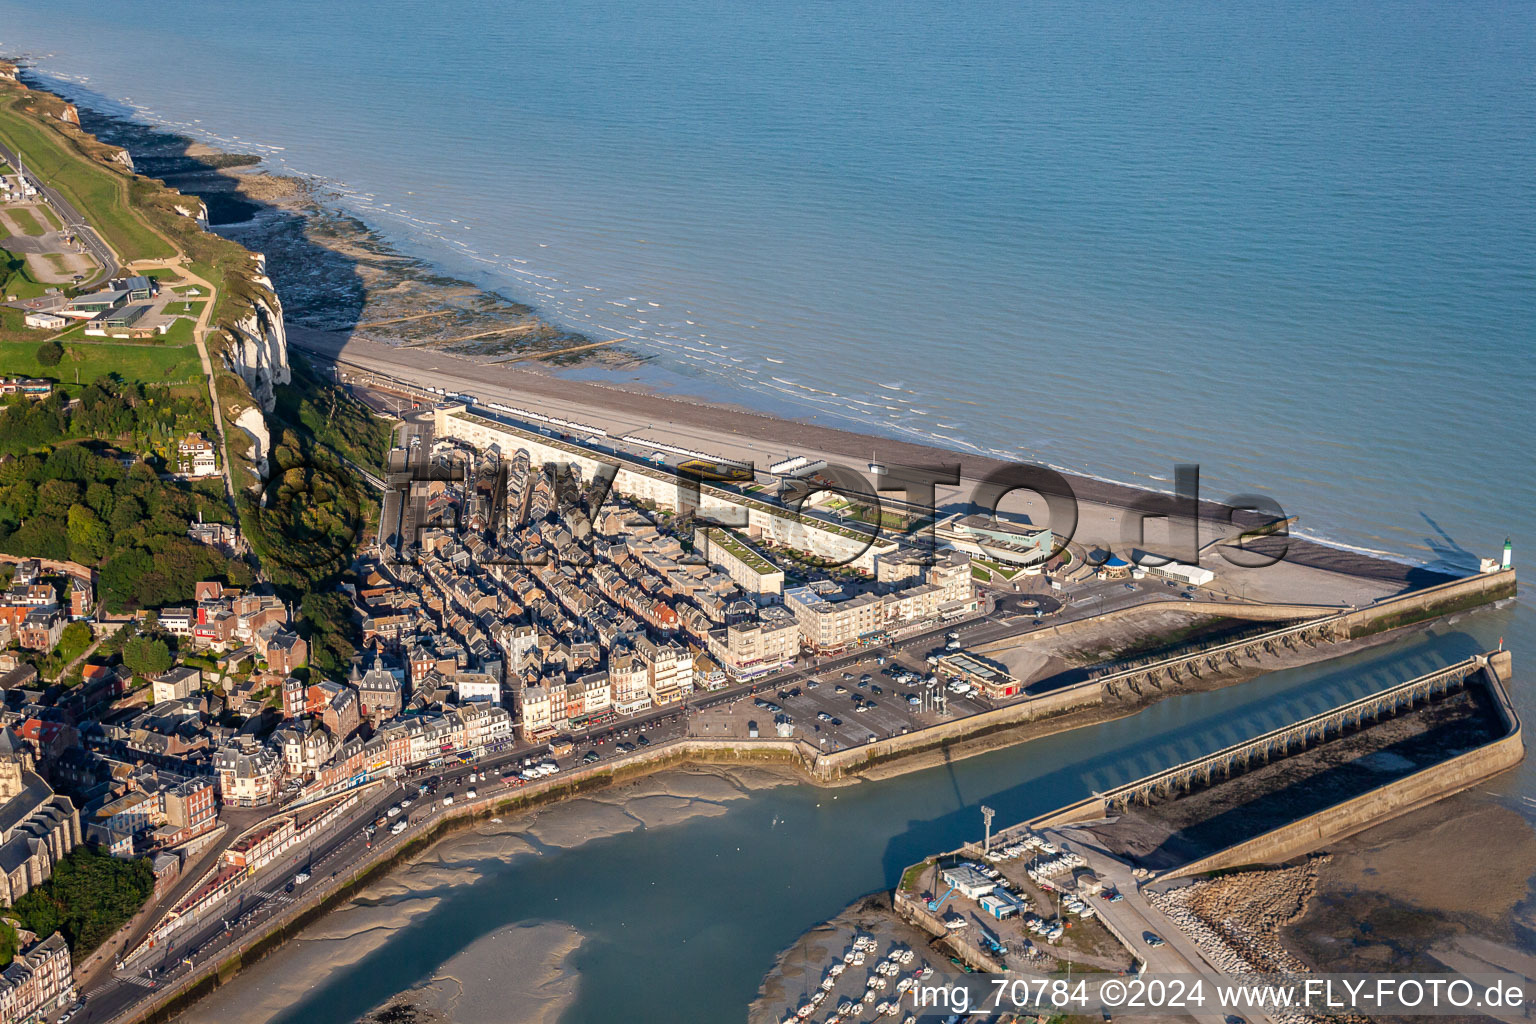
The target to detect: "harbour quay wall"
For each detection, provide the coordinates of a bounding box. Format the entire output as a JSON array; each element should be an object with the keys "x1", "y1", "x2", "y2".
[
  {"x1": 809, "y1": 679, "x2": 1105, "y2": 779},
  {"x1": 1095, "y1": 568, "x2": 1517, "y2": 700},
  {"x1": 782, "y1": 572, "x2": 1518, "y2": 782},
  {"x1": 1337, "y1": 568, "x2": 1517, "y2": 636},
  {"x1": 1160, "y1": 648, "x2": 1521, "y2": 879},
  {"x1": 435, "y1": 405, "x2": 896, "y2": 570},
  {"x1": 891, "y1": 890, "x2": 1007, "y2": 974},
  {"x1": 1020, "y1": 651, "x2": 1522, "y2": 878}
]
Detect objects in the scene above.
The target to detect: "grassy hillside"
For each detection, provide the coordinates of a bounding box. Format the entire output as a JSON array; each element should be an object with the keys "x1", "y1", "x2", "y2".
[{"x1": 0, "y1": 93, "x2": 175, "y2": 261}]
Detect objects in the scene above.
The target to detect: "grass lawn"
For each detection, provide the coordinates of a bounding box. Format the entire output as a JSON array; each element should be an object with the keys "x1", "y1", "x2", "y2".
[
  {"x1": 158, "y1": 316, "x2": 195, "y2": 343},
  {"x1": 34, "y1": 203, "x2": 61, "y2": 231},
  {"x1": 0, "y1": 97, "x2": 175, "y2": 261},
  {"x1": 161, "y1": 300, "x2": 206, "y2": 317},
  {"x1": 971, "y1": 556, "x2": 1025, "y2": 581},
  {"x1": 0, "y1": 338, "x2": 200, "y2": 384}
]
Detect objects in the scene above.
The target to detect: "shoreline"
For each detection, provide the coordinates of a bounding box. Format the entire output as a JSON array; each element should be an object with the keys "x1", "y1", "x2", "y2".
[{"x1": 18, "y1": 63, "x2": 1467, "y2": 583}]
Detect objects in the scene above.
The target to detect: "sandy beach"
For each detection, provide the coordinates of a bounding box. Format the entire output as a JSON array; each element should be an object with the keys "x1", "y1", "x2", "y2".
[{"x1": 295, "y1": 326, "x2": 1433, "y2": 608}]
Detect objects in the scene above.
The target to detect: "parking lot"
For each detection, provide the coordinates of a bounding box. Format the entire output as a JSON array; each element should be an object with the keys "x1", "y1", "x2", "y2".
[{"x1": 692, "y1": 641, "x2": 993, "y2": 751}]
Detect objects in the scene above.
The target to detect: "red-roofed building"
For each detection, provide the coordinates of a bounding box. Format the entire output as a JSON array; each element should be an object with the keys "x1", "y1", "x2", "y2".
[{"x1": 14, "y1": 719, "x2": 77, "y2": 763}]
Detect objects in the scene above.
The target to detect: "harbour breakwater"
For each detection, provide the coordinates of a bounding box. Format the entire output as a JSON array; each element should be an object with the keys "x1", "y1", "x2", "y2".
[
  {"x1": 809, "y1": 569, "x2": 1516, "y2": 780},
  {"x1": 881, "y1": 649, "x2": 1520, "y2": 978},
  {"x1": 1028, "y1": 649, "x2": 1520, "y2": 876}
]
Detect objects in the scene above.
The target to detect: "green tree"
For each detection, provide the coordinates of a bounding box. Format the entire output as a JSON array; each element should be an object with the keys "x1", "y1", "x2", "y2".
[
  {"x1": 66, "y1": 504, "x2": 110, "y2": 564},
  {"x1": 10, "y1": 847, "x2": 154, "y2": 955},
  {"x1": 34, "y1": 479, "x2": 80, "y2": 520},
  {"x1": 55, "y1": 621, "x2": 92, "y2": 665},
  {"x1": 34, "y1": 340, "x2": 63, "y2": 367},
  {"x1": 122, "y1": 635, "x2": 172, "y2": 677},
  {"x1": 85, "y1": 481, "x2": 114, "y2": 519},
  {"x1": 108, "y1": 493, "x2": 143, "y2": 535}
]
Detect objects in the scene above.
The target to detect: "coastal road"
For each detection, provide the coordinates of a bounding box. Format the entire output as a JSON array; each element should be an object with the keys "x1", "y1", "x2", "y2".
[
  {"x1": 0, "y1": 138, "x2": 119, "y2": 286},
  {"x1": 73, "y1": 609, "x2": 1026, "y2": 1023},
  {"x1": 80, "y1": 784, "x2": 414, "y2": 1024},
  {"x1": 72, "y1": 580, "x2": 1208, "y2": 1024}
]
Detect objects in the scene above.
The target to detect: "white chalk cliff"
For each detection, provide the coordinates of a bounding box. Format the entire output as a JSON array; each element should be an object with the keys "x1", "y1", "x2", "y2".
[{"x1": 222, "y1": 253, "x2": 291, "y2": 413}]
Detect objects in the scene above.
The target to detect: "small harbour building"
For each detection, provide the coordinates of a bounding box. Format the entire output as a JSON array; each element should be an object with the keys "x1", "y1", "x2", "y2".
[
  {"x1": 940, "y1": 862, "x2": 996, "y2": 900},
  {"x1": 979, "y1": 888, "x2": 1026, "y2": 919},
  {"x1": 937, "y1": 651, "x2": 1021, "y2": 700}
]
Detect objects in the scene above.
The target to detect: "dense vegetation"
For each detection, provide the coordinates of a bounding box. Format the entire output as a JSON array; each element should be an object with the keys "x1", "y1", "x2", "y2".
[
  {"x1": 123, "y1": 635, "x2": 173, "y2": 677},
  {"x1": 299, "y1": 591, "x2": 357, "y2": 680},
  {"x1": 29, "y1": 621, "x2": 94, "y2": 681},
  {"x1": 0, "y1": 82, "x2": 386, "y2": 683},
  {"x1": 274, "y1": 355, "x2": 392, "y2": 476},
  {"x1": 0, "y1": 431, "x2": 250, "y2": 611},
  {"x1": 239, "y1": 433, "x2": 365, "y2": 593},
  {"x1": 213, "y1": 371, "x2": 385, "y2": 687},
  {"x1": 0, "y1": 381, "x2": 215, "y2": 462},
  {"x1": 243, "y1": 360, "x2": 385, "y2": 677},
  {"x1": 9, "y1": 846, "x2": 155, "y2": 956}
]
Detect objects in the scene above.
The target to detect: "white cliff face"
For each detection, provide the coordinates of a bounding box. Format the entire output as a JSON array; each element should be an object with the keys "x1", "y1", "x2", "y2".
[
  {"x1": 223, "y1": 255, "x2": 291, "y2": 413},
  {"x1": 234, "y1": 406, "x2": 273, "y2": 481},
  {"x1": 173, "y1": 199, "x2": 210, "y2": 229}
]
